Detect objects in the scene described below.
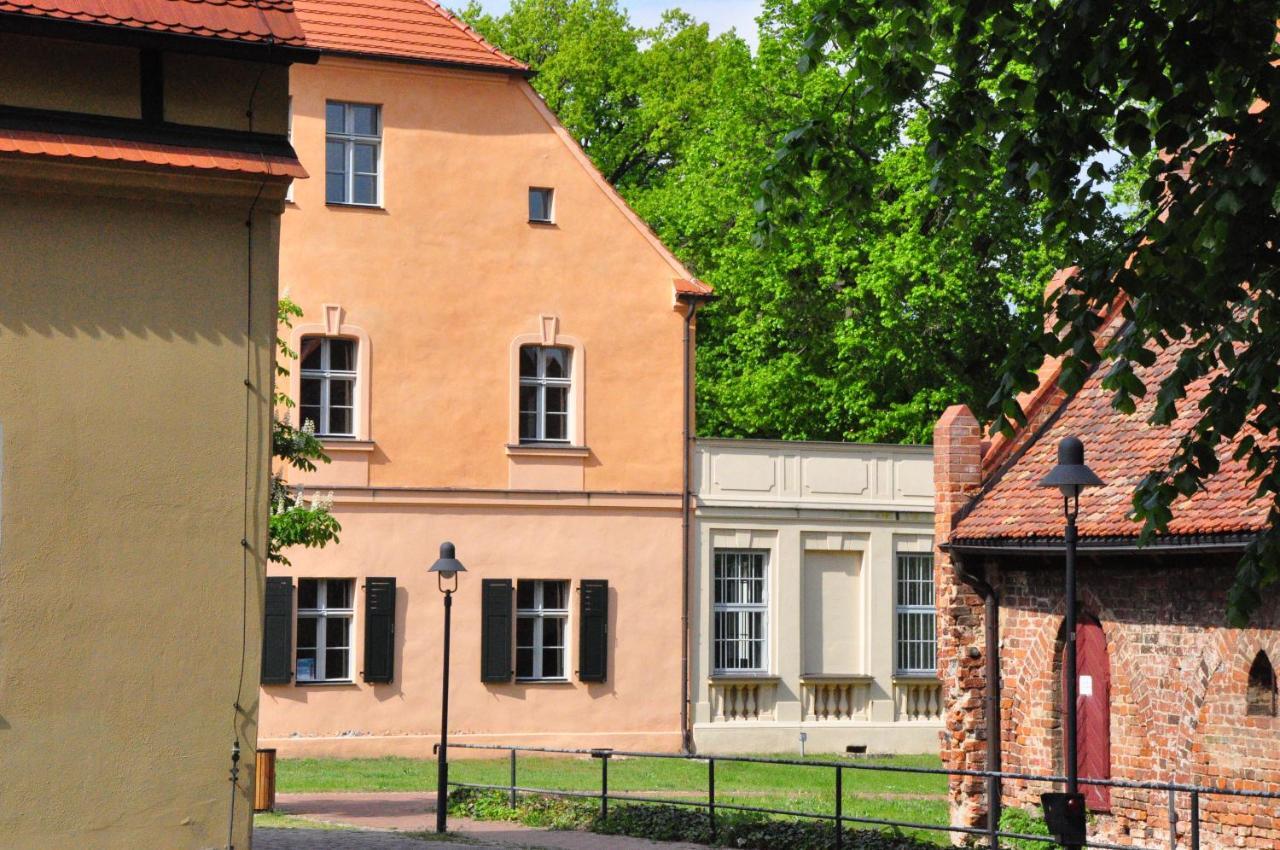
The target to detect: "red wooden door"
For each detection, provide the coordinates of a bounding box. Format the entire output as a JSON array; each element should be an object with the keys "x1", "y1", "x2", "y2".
[{"x1": 1069, "y1": 617, "x2": 1111, "y2": 811}]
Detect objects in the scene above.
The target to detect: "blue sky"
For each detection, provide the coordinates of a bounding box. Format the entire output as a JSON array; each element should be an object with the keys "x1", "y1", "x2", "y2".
[{"x1": 476, "y1": 0, "x2": 764, "y2": 46}]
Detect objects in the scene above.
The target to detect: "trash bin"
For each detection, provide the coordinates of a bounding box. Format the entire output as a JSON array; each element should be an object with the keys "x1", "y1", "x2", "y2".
[{"x1": 254, "y1": 748, "x2": 277, "y2": 813}]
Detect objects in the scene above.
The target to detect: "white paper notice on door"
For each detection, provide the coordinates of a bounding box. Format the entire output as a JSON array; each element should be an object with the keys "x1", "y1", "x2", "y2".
[{"x1": 1079, "y1": 675, "x2": 1093, "y2": 697}]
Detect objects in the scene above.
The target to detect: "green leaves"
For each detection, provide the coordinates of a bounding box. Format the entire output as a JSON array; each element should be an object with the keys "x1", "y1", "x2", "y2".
[
  {"x1": 770, "y1": 0, "x2": 1280, "y2": 622},
  {"x1": 271, "y1": 299, "x2": 341, "y2": 565}
]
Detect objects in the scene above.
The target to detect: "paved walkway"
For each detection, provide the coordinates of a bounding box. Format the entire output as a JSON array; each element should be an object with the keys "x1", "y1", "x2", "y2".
[{"x1": 260, "y1": 792, "x2": 704, "y2": 850}]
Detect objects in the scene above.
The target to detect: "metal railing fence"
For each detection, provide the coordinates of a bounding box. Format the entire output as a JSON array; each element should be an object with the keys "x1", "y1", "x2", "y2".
[{"x1": 443, "y1": 742, "x2": 1280, "y2": 850}]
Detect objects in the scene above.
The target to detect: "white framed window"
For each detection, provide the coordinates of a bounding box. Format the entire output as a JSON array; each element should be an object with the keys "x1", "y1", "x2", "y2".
[
  {"x1": 895, "y1": 552, "x2": 936, "y2": 674},
  {"x1": 516, "y1": 580, "x2": 569, "y2": 680},
  {"x1": 299, "y1": 336, "x2": 357, "y2": 437},
  {"x1": 518, "y1": 345, "x2": 571, "y2": 443},
  {"x1": 712, "y1": 550, "x2": 768, "y2": 673},
  {"x1": 529, "y1": 187, "x2": 554, "y2": 223},
  {"x1": 296, "y1": 578, "x2": 354, "y2": 683},
  {"x1": 326, "y1": 101, "x2": 381, "y2": 206}
]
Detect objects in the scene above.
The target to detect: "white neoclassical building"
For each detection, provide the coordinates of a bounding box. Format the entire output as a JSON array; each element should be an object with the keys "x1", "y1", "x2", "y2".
[{"x1": 692, "y1": 439, "x2": 942, "y2": 754}]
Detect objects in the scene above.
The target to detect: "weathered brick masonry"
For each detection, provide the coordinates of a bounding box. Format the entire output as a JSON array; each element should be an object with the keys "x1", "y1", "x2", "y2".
[{"x1": 935, "y1": 402, "x2": 1280, "y2": 849}]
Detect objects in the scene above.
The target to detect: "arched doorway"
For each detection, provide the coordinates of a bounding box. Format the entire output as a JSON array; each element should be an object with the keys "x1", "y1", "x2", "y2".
[{"x1": 1066, "y1": 614, "x2": 1111, "y2": 811}]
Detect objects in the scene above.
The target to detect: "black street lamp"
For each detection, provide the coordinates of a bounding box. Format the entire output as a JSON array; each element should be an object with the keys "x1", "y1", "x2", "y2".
[
  {"x1": 429, "y1": 541, "x2": 467, "y2": 833},
  {"x1": 1038, "y1": 436, "x2": 1103, "y2": 848}
]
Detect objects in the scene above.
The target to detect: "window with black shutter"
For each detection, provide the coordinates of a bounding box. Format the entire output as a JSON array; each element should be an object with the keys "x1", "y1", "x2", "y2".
[
  {"x1": 481, "y1": 578, "x2": 514, "y2": 682},
  {"x1": 363, "y1": 577, "x2": 396, "y2": 684},
  {"x1": 578, "y1": 579, "x2": 608, "y2": 683},
  {"x1": 261, "y1": 577, "x2": 294, "y2": 685}
]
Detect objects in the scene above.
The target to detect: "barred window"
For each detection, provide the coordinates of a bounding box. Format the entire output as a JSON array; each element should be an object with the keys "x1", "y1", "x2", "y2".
[
  {"x1": 713, "y1": 550, "x2": 768, "y2": 673},
  {"x1": 895, "y1": 552, "x2": 936, "y2": 674}
]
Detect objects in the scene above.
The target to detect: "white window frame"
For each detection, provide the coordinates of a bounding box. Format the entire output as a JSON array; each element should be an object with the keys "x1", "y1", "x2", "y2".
[
  {"x1": 516, "y1": 579, "x2": 570, "y2": 681},
  {"x1": 529, "y1": 187, "x2": 555, "y2": 223},
  {"x1": 296, "y1": 578, "x2": 355, "y2": 683},
  {"x1": 325, "y1": 101, "x2": 382, "y2": 207},
  {"x1": 299, "y1": 336, "x2": 357, "y2": 438},
  {"x1": 895, "y1": 552, "x2": 937, "y2": 674},
  {"x1": 518, "y1": 345, "x2": 572, "y2": 444},
  {"x1": 712, "y1": 549, "x2": 769, "y2": 674}
]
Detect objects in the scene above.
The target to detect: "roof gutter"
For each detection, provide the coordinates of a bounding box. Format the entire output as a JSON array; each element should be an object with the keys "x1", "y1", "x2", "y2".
[{"x1": 943, "y1": 534, "x2": 1256, "y2": 557}]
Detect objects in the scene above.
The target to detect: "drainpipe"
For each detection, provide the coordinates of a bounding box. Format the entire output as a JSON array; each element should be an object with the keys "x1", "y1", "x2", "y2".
[
  {"x1": 955, "y1": 552, "x2": 1002, "y2": 846},
  {"x1": 680, "y1": 299, "x2": 698, "y2": 753}
]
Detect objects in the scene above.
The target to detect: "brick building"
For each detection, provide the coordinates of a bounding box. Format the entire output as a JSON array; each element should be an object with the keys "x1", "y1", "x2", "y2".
[{"x1": 933, "y1": 304, "x2": 1280, "y2": 848}]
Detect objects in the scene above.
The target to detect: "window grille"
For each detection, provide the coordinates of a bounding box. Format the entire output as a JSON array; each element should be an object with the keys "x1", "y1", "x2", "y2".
[
  {"x1": 895, "y1": 552, "x2": 936, "y2": 674},
  {"x1": 713, "y1": 550, "x2": 768, "y2": 673}
]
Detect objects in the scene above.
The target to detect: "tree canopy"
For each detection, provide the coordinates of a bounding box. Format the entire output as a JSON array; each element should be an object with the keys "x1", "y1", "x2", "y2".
[
  {"x1": 462, "y1": 0, "x2": 1113, "y2": 443},
  {"x1": 771, "y1": 0, "x2": 1280, "y2": 621}
]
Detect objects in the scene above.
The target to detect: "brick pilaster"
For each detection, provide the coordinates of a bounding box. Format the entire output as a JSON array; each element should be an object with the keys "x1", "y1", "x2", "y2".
[{"x1": 933, "y1": 405, "x2": 988, "y2": 835}]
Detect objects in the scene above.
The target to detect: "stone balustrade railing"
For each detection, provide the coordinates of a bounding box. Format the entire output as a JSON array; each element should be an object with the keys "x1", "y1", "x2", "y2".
[{"x1": 800, "y1": 674, "x2": 873, "y2": 721}]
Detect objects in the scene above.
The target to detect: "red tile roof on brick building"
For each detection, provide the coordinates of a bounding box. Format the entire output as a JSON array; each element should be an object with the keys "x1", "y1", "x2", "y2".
[
  {"x1": 0, "y1": 0, "x2": 308, "y2": 46},
  {"x1": 290, "y1": 0, "x2": 527, "y2": 71},
  {"x1": 950, "y1": 312, "x2": 1271, "y2": 545}
]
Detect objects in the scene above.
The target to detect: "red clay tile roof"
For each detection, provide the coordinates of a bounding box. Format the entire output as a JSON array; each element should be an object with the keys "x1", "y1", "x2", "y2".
[
  {"x1": 952, "y1": 321, "x2": 1270, "y2": 544},
  {"x1": 0, "y1": 127, "x2": 308, "y2": 178},
  {"x1": 0, "y1": 0, "x2": 308, "y2": 46},
  {"x1": 290, "y1": 0, "x2": 526, "y2": 70}
]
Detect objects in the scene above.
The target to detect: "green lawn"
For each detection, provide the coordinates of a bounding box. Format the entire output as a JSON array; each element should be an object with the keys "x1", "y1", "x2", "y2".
[{"x1": 278, "y1": 753, "x2": 950, "y2": 843}]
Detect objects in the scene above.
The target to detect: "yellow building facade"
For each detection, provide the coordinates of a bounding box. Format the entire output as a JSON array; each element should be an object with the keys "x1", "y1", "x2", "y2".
[{"x1": 0, "y1": 6, "x2": 308, "y2": 847}]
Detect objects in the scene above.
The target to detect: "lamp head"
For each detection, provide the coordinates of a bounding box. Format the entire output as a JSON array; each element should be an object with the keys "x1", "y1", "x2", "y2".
[
  {"x1": 428, "y1": 541, "x2": 467, "y2": 581},
  {"x1": 1038, "y1": 436, "x2": 1104, "y2": 498}
]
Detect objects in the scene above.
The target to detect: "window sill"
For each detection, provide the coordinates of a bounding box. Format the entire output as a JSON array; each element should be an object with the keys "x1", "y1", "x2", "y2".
[
  {"x1": 506, "y1": 443, "x2": 590, "y2": 458},
  {"x1": 319, "y1": 439, "x2": 376, "y2": 453},
  {"x1": 528, "y1": 219, "x2": 557, "y2": 226},
  {"x1": 891, "y1": 673, "x2": 939, "y2": 682},
  {"x1": 515, "y1": 678, "x2": 572, "y2": 685},
  {"x1": 295, "y1": 679, "x2": 357, "y2": 687},
  {"x1": 326, "y1": 202, "x2": 388, "y2": 213},
  {"x1": 799, "y1": 673, "x2": 873, "y2": 682},
  {"x1": 709, "y1": 673, "x2": 780, "y2": 684}
]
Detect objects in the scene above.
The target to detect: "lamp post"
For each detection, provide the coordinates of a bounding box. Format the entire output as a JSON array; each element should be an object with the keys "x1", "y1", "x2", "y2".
[
  {"x1": 429, "y1": 541, "x2": 466, "y2": 833},
  {"x1": 1038, "y1": 436, "x2": 1102, "y2": 848}
]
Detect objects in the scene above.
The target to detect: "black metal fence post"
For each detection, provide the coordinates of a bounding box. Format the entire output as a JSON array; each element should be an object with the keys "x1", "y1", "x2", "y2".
[
  {"x1": 1168, "y1": 787, "x2": 1178, "y2": 850},
  {"x1": 834, "y1": 765, "x2": 843, "y2": 850},
  {"x1": 509, "y1": 748, "x2": 518, "y2": 809},
  {"x1": 708, "y1": 758, "x2": 717, "y2": 844},
  {"x1": 600, "y1": 750, "x2": 610, "y2": 821},
  {"x1": 1190, "y1": 791, "x2": 1200, "y2": 850}
]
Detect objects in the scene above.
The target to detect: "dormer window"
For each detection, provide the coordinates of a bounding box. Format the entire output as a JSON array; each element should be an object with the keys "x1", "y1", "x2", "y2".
[
  {"x1": 519, "y1": 345, "x2": 571, "y2": 443},
  {"x1": 529, "y1": 187, "x2": 554, "y2": 223},
  {"x1": 300, "y1": 336, "x2": 357, "y2": 437}
]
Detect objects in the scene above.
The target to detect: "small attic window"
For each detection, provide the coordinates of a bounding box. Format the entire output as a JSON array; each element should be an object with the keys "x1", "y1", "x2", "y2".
[
  {"x1": 1247, "y1": 651, "x2": 1277, "y2": 717},
  {"x1": 529, "y1": 187, "x2": 554, "y2": 223}
]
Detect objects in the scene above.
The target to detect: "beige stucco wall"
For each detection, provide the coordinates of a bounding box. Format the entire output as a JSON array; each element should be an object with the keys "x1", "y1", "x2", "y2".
[
  {"x1": 692, "y1": 439, "x2": 942, "y2": 755},
  {"x1": 259, "y1": 495, "x2": 683, "y2": 755},
  {"x1": 261, "y1": 56, "x2": 691, "y2": 754},
  {"x1": 0, "y1": 45, "x2": 289, "y2": 850},
  {"x1": 278, "y1": 57, "x2": 690, "y2": 493}
]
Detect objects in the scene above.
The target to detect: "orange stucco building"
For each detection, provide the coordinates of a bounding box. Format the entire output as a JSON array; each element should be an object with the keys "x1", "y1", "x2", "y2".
[{"x1": 258, "y1": 0, "x2": 710, "y2": 756}]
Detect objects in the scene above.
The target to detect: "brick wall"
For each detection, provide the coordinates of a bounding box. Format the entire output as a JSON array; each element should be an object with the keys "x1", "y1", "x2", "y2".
[{"x1": 988, "y1": 555, "x2": 1280, "y2": 849}]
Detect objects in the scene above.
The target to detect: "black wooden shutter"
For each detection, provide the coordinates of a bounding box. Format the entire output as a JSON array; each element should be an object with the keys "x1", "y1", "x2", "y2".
[
  {"x1": 481, "y1": 579, "x2": 514, "y2": 682},
  {"x1": 362, "y1": 577, "x2": 396, "y2": 684},
  {"x1": 578, "y1": 579, "x2": 609, "y2": 683},
  {"x1": 261, "y1": 577, "x2": 294, "y2": 685}
]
